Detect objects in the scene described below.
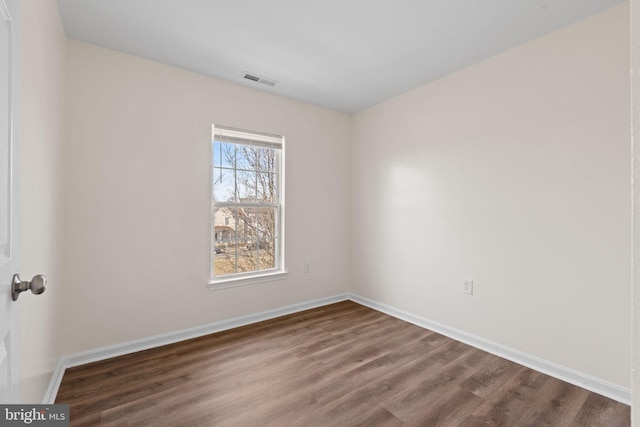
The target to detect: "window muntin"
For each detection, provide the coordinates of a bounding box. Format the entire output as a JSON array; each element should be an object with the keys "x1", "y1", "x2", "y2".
[{"x1": 211, "y1": 125, "x2": 284, "y2": 282}]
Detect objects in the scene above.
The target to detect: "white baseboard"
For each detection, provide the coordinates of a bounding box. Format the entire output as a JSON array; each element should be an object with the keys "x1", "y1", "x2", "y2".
[
  {"x1": 42, "y1": 293, "x2": 349, "y2": 404},
  {"x1": 348, "y1": 293, "x2": 631, "y2": 405},
  {"x1": 44, "y1": 292, "x2": 630, "y2": 406}
]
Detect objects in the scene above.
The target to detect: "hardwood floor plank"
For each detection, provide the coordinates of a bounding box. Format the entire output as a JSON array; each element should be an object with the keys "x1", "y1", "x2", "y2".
[
  {"x1": 572, "y1": 393, "x2": 632, "y2": 427},
  {"x1": 459, "y1": 356, "x2": 524, "y2": 399},
  {"x1": 463, "y1": 366, "x2": 553, "y2": 426},
  {"x1": 348, "y1": 406, "x2": 404, "y2": 427},
  {"x1": 404, "y1": 387, "x2": 484, "y2": 426},
  {"x1": 380, "y1": 347, "x2": 494, "y2": 422},
  {"x1": 55, "y1": 301, "x2": 630, "y2": 427},
  {"x1": 517, "y1": 380, "x2": 591, "y2": 426}
]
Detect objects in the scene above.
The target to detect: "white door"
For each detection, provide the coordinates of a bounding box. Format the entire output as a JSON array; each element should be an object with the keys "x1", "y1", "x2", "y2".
[{"x1": 0, "y1": 0, "x2": 19, "y2": 403}]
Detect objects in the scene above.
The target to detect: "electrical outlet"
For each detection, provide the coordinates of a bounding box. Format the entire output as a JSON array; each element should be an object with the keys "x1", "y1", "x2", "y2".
[
  {"x1": 463, "y1": 280, "x2": 474, "y2": 295},
  {"x1": 304, "y1": 261, "x2": 311, "y2": 273}
]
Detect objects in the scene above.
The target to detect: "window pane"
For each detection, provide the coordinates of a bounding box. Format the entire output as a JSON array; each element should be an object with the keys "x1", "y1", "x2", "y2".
[
  {"x1": 257, "y1": 207, "x2": 277, "y2": 239},
  {"x1": 214, "y1": 207, "x2": 235, "y2": 242},
  {"x1": 213, "y1": 167, "x2": 235, "y2": 202},
  {"x1": 214, "y1": 241, "x2": 237, "y2": 276},
  {"x1": 237, "y1": 247, "x2": 257, "y2": 272},
  {"x1": 257, "y1": 172, "x2": 276, "y2": 203},
  {"x1": 212, "y1": 167, "x2": 221, "y2": 198},
  {"x1": 236, "y1": 207, "x2": 257, "y2": 244},
  {"x1": 235, "y1": 143, "x2": 257, "y2": 171},
  {"x1": 255, "y1": 147, "x2": 276, "y2": 172},
  {"x1": 236, "y1": 169, "x2": 257, "y2": 202},
  {"x1": 213, "y1": 140, "x2": 234, "y2": 168},
  {"x1": 220, "y1": 141, "x2": 235, "y2": 168},
  {"x1": 213, "y1": 140, "x2": 235, "y2": 168},
  {"x1": 257, "y1": 239, "x2": 276, "y2": 271}
]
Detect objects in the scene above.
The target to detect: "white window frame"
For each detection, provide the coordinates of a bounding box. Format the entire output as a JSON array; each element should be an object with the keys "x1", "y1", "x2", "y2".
[{"x1": 209, "y1": 125, "x2": 286, "y2": 289}]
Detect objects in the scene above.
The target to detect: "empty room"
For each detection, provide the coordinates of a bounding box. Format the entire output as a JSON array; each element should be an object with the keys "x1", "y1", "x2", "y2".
[{"x1": 2, "y1": 0, "x2": 640, "y2": 425}]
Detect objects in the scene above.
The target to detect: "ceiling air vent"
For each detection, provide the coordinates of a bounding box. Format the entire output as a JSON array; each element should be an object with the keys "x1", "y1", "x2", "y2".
[{"x1": 242, "y1": 72, "x2": 277, "y2": 87}]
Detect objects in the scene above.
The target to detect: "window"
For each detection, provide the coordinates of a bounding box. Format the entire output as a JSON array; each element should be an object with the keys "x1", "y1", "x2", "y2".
[{"x1": 211, "y1": 125, "x2": 285, "y2": 284}]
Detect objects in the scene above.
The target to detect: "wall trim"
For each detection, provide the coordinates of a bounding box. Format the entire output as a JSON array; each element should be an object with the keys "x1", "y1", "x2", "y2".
[
  {"x1": 44, "y1": 292, "x2": 630, "y2": 405},
  {"x1": 42, "y1": 293, "x2": 349, "y2": 404},
  {"x1": 348, "y1": 293, "x2": 631, "y2": 405}
]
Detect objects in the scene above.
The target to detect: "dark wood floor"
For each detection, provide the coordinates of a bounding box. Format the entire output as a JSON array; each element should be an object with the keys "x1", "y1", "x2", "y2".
[{"x1": 55, "y1": 301, "x2": 630, "y2": 426}]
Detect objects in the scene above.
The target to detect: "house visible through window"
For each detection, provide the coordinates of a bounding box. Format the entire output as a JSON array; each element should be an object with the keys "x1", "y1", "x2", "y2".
[{"x1": 211, "y1": 125, "x2": 285, "y2": 282}]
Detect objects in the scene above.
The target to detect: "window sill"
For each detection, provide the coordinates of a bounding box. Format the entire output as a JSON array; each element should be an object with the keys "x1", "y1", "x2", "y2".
[{"x1": 208, "y1": 271, "x2": 288, "y2": 291}]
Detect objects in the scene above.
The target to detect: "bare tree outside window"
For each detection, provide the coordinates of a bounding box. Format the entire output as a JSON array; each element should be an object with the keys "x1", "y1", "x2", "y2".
[{"x1": 211, "y1": 126, "x2": 284, "y2": 280}]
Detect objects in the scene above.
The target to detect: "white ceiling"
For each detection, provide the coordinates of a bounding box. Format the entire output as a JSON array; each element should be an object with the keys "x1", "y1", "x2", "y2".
[{"x1": 55, "y1": 0, "x2": 625, "y2": 114}]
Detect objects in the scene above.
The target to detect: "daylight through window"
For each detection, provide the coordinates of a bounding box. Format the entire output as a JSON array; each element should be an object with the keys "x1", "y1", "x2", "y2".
[{"x1": 211, "y1": 125, "x2": 284, "y2": 282}]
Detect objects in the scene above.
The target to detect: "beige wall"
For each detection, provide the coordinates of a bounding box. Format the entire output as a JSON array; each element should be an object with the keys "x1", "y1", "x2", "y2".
[
  {"x1": 351, "y1": 3, "x2": 631, "y2": 388},
  {"x1": 19, "y1": 0, "x2": 67, "y2": 402},
  {"x1": 61, "y1": 40, "x2": 351, "y2": 354}
]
